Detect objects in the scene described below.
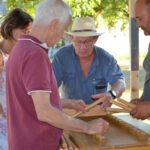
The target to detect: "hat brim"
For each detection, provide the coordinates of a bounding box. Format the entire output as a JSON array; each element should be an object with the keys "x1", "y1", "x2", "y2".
[{"x1": 65, "y1": 31, "x2": 103, "y2": 37}]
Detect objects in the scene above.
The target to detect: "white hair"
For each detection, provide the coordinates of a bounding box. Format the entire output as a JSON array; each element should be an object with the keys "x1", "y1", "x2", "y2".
[{"x1": 33, "y1": 0, "x2": 72, "y2": 27}]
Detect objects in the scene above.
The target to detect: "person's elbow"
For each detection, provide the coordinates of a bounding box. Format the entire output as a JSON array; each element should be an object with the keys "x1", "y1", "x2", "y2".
[
  {"x1": 122, "y1": 82, "x2": 126, "y2": 91},
  {"x1": 36, "y1": 108, "x2": 50, "y2": 123}
]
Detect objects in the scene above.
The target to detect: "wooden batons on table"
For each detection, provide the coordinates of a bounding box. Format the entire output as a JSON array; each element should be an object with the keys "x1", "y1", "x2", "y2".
[
  {"x1": 62, "y1": 98, "x2": 150, "y2": 150},
  {"x1": 63, "y1": 115, "x2": 150, "y2": 150},
  {"x1": 63, "y1": 105, "x2": 108, "y2": 118}
]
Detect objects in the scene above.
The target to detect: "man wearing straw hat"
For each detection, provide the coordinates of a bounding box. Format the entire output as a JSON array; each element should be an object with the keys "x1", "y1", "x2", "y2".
[
  {"x1": 52, "y1": 17, "x2": 125, "y2": 110},
  {"x1": 130, "y1": 0, "x2": 150, "y2": 120}
]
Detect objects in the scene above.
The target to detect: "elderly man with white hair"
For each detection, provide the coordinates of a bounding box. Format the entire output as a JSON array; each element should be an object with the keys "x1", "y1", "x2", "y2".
[
  {"x1": 52, "y1": 17, "x2": 125, "y2": 110},
  {"x1": 6, "y1": 0, "x2": 109, "y2": 150}
]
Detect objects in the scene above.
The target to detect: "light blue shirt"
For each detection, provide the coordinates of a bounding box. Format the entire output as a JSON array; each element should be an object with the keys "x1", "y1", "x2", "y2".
[{"x1": 52, "y1": 44, "x2": 125, "y2": 104}]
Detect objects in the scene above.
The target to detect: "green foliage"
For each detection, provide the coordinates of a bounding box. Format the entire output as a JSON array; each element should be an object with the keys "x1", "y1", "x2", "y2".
[
  {"x1": 4, "y1": 0, "x2": 41, "y2": 17},
  {"x1": 3, "y1": 0, "x2": 129, "y2": 30},
  {"x1": 65, "y1": 0, "x2": 129, "y2": 30}
]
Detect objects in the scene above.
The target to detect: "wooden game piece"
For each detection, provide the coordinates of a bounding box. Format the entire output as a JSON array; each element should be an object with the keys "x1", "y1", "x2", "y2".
[
  {"x1": 63, "y1": 133, "x2": 74, "y2": 150},
  {"x1": 72, "y1": 98, "x2": 104, "y2": 118}
]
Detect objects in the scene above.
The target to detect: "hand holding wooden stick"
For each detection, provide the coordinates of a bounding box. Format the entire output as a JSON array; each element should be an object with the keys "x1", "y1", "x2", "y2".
[
  {"x1": 109, "y1": 99, "x2": 133, "y2": 112},
  {"x1": 71, "y1": 97, "x2": 131, "y2": 118},
  {"x1": 72, "y1": 98, "x2": 104, "y2": 118},
  {"x1": 117, "y1": 98, "x2": 136, "y2": 109},
  {"x1": 109, "y1": 98, "x2": 138, "y2": 113},
  {"x1": 106, "y1": 107, "x2": 128, "y2": 113}
]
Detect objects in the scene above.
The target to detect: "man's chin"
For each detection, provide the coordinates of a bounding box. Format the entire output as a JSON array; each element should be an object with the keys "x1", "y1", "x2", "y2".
[{"x1": 144, "y1": 31, "x2": 150, "y2": 36}]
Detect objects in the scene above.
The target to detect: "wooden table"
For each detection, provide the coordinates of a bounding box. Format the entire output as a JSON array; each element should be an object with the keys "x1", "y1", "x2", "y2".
[{"x1": 63, "y1": 111, "x2": 150, "y2": 150}]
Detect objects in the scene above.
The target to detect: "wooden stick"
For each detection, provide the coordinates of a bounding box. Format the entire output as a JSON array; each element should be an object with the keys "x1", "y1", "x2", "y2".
[
  {"x1": 72, "y1": 98, "x2": 104, "y2": 118},
  {"x1": 70, "y1": 140, "x2": 79, "y2": 150},
  {"x1": 58, "y1": 141, "x2": 65, "y2": 150},
  {"x1": 117, "y1": 98, "x2": 136, "y2": 109},
  {"x1": 71, "y1": 98, "x2": 108, "y2": 145},
  {"x1": 109, "y1": 100, "x2": 132, "y2": 112},
  {"x1": 61, "y1": 134, "x2": 68, "y2": 149},
  {"x1": 58, "y1": 148, "x2": 64, "y2": 150},
  {"x1": 106, "y1": 107, "x2": 128, "y2": 113},
  {"x1": 63, "y1": 133, "x2": 73, "y2": 150},
  {"x1": 117, "y1": 98, "x2": 150, "y2": 120}
]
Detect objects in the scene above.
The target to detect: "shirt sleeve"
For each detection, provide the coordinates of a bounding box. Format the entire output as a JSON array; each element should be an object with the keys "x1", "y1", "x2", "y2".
[
  {"x1": 22, "y1": 50, "x2": 52, "y2": 94},
  {"x1": 106, "y1": 55, "x2": 125, "y2": 85},
  {"x1": 52, "y1": 52, "x2": 63, "y2": 87}
]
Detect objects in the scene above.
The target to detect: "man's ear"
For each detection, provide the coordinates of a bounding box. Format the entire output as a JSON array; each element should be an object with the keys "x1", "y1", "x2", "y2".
[
  {"x1": 48, "y1": 19, "x2": 59, "y2": 32},
  {"x1": 95, "y1": 36, "x2": 99, "y2": 41},
  {"x1": 93, "y1": 36, "x2": 99, "y2": 43}
]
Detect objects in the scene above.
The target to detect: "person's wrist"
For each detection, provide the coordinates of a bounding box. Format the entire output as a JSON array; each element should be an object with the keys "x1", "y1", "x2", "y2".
[
  {"x1": 77, "y1": 120, "x2": 89, "y2": 134},
  {"x1": 69, "y1": 100, "x2": 75, "y2": 109},
  {"x1": 108, "y1": 90, "x2": 117, "y2": 99},
  {"x1": 106, "y1": 92, "x2": 113, "y2": 99}
]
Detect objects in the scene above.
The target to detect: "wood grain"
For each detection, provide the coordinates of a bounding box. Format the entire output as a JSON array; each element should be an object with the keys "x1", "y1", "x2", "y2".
[
  {"x1": 63, "y1": 133, "x2": 73, "y2": 150},
  {"x1": 64, "y1": 115, "x2": 149, "y2": 150},
  {"x1": 106, "y1": 107, "x2": 128, "y2": 113},
  {"x1": 117, "y1": 98, "x2": 135, "y2": 109},
  {"x1": 72, "y1": 98, "x2": 104, "y2": 118},
  {"x1": 63, "y1": 105, "x2": 107, "y2": 117},
  {"x1": 109, "y1": 100, "x2": 132, "y2": 112},
  {"x1": 61, "y1": 134, "x2": 68, "y2": 149}
]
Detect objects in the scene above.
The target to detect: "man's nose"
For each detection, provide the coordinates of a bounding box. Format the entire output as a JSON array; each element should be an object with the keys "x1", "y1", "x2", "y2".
[{"x1": 80, "y1": 44, "x2": 86, "y2": 48}]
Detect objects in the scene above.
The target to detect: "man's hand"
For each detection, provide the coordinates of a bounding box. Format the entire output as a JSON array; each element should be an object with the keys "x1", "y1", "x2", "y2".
[
  {"x1": 86, "y1": 118, "x2": 109, "y2": 135},
  {"x1": 91, "y1": 92, "x2": 113, "y2": 111},
  {"x1": 61, "y1": 99, "x2": 86, "y2": 112},
  {"x1": 130, "y1": 98, "x2": 141, "y2": 105},
  {"x1": 130, "y1": 102, "x2": 150, "y2": 120}
]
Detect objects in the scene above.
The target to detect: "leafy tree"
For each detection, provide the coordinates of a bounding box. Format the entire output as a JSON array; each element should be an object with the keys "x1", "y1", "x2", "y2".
[
  {"x1": 2, "y1": 0, "x2": 41, "y2": 17},
  {"x1": 65, "y1": 0, "x2": 129, "y2": 30},
  {"x1": 2, "y1": 0, "x2": 129, "y2": 30}
]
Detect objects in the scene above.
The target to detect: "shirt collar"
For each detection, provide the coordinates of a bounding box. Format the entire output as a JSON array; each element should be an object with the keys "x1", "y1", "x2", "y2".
[
  {"x1": 19, "y1": 35, "x2": 49, "y2": 51},
  {"x1": 94, "y1": 46, "x2": 99, "y2": 66}
]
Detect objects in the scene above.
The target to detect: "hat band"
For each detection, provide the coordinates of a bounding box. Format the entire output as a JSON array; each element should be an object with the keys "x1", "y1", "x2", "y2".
[{"x1": 71, "y1": 29, "x2": 97, "y2": 32}]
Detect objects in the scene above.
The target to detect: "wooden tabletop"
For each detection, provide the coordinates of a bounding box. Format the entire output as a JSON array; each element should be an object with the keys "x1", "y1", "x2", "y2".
[{"x1": 113, "y1": 114, "x2": 150, "y2": 135}]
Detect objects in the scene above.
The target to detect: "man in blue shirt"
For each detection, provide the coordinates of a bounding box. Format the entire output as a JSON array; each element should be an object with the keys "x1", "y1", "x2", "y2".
[{"x1": 52, "y1": 17, "x2": 125, "y2": 110}]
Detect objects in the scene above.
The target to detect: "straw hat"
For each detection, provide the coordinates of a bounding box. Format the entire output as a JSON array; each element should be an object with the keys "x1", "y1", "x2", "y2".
[{"x1": 65, "y1": 17, "x2": 103, "y2": 37}]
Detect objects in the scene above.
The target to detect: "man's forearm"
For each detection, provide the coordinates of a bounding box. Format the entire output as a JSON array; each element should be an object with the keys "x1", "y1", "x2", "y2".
[
  {"x1": 32, "y1": 92, "x2": 109, "y2": 135},
  {"x1": 111, "y1": 81, "x2": 126, "y2": 98},
  {"x1": 32, "y1": 93, "x2": 88, "y2": 133},
  {"x1": 43, "y1": 103, "x2": 89, "y2": 133}
]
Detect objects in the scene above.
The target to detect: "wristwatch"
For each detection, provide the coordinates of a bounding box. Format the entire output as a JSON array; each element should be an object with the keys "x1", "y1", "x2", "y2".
[{"x1": 108, "y1": 90, "x2": 117, "y2": 99}]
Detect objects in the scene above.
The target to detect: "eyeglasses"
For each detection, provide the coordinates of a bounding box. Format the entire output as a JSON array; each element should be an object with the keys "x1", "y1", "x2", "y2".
[{"x1": 73, "y1": 40, "x2": 94, "y2": 47}]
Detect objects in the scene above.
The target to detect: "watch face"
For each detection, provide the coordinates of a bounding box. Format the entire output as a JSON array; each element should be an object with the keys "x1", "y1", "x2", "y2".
[{"x1": 111, "y1": 90, "x2": 117, "y2": 98}]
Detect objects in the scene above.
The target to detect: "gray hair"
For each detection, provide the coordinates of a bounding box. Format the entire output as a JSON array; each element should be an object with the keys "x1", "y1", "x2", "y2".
[{"x1": 33, "y1": 0, "x2": 72, "y2": 27}]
